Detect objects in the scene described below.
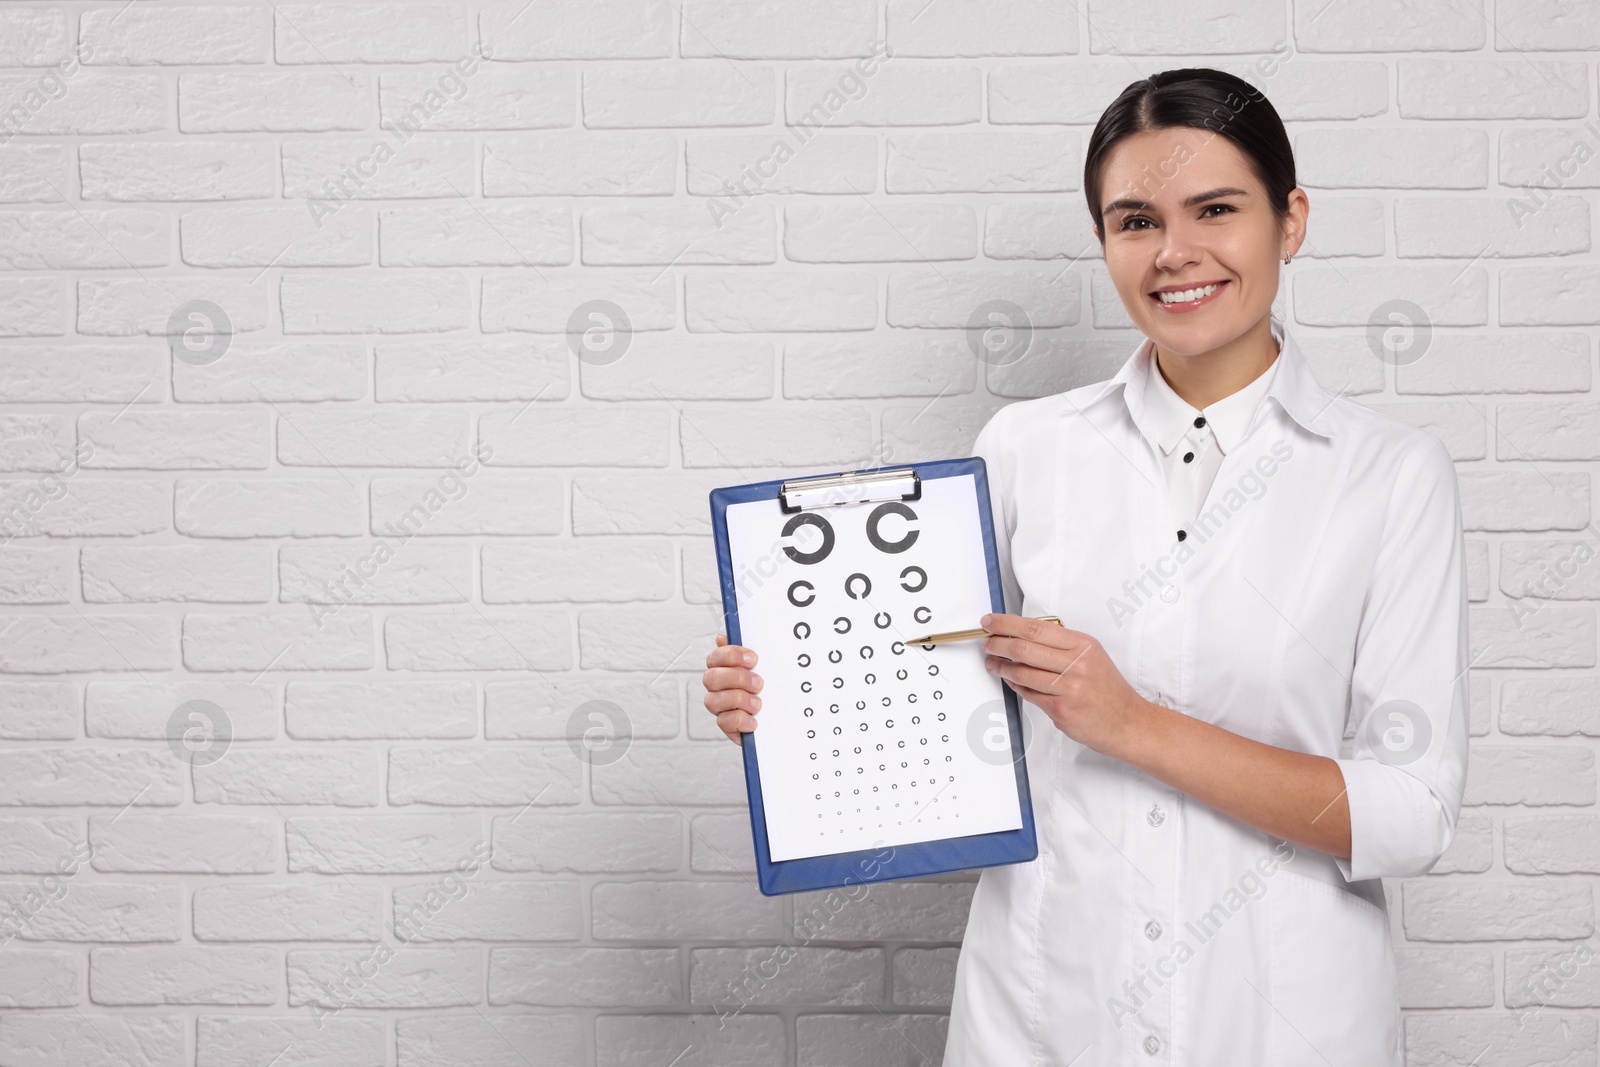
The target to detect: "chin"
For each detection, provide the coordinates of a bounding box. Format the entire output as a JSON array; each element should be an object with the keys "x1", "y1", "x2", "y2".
[{"x1": 1140, "y1": 319, "x2": 1237, "y2": 358}]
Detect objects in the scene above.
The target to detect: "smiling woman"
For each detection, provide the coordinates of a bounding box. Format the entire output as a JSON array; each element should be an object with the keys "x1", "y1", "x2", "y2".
[
  {"x1": 703, "y1": 66, "x2": 1470, "y2": 1067},
  {"x1": 936, "y1": 68, "x2": 1469, "y2": 1067},
  {"x1": 1089, "y1": 70, "x2": 1308, "y2": 410}
]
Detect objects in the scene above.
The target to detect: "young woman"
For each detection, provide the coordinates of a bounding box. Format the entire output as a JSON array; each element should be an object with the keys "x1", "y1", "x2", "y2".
[{"x1": 703, "y1": 68, "x2": 1468, "y2": 1066}]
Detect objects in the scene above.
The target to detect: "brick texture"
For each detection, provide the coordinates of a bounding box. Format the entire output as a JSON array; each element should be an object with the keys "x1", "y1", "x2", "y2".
[{"x1": 0, "y1": 3, "x2": 1593, "y2": 1065}]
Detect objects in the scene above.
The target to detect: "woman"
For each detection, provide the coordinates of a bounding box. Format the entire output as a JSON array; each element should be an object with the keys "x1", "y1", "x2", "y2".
[{"x1": 703, "y1": 68, "x2": 1468, "y2": 1066}]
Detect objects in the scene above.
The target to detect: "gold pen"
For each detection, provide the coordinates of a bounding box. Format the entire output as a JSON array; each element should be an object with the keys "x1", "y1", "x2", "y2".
[{"x1": 905, "y1": 615, "x2": 1062, "y2": 645}]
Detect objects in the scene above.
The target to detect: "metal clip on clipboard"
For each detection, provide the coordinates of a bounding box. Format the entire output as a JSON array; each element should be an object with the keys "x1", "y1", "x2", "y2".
[{"x1": 778, "y1": 467, "x2": 922, "y2": 514}]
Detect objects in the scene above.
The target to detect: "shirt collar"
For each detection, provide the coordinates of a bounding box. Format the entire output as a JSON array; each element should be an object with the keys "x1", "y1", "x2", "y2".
[
  {"x1": 1075, "y1": 317, "x2": 1338, "y2": 446},
  {"x1": 1143, "y1": 336, "x2": 1279, "y2": 456}
]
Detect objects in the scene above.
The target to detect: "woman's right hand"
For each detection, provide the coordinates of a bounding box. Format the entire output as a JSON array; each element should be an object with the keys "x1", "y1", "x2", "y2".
[{"x1": 703, "y1": 633, "x2": 763, "y2": 745}]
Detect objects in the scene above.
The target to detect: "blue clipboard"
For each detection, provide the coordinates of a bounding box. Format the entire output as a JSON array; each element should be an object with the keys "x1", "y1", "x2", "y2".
[{"x1": 709, "y1": 456, "x2": 1038, "y2": 897}]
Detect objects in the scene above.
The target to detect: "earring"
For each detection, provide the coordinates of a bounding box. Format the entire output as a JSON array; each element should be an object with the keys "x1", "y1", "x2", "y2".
[{"x1": 1282, "y1": 252, "x2": 1293, "y2": 265}]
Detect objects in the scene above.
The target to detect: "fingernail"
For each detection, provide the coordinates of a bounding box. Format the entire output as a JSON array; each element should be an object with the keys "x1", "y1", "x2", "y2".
[
  {"x1": 751, "y1": 697, "x2": 761, "y2": 709},
  {"x1": 753, "y1": 675, "x2": 762, "y2": 689},
  {"x1": 980, "y1": 614, "x2": 994, "y2": 627},
  {"x1": 984, "y1": 659, "x2": 997, "y2": 672},
  {"x1": 742, "y1": 651, "x2": 755, "y2": 665}
]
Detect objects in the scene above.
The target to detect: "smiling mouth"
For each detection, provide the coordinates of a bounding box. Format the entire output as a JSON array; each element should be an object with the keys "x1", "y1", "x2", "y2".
[{"x1": 1149, "y1": 280, "x2": 1228, "y2": 312}]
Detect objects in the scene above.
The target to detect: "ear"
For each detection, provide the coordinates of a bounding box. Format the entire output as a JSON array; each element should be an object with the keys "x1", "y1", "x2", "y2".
[{"x1": 1281, "y1": 187, "x2": 1310, "y2": 258}]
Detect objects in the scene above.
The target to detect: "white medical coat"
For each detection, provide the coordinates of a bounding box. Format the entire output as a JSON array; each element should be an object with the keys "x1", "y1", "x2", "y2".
[{"x1": 944, "y1": 318, "x2": 1470, "y2": 1066}]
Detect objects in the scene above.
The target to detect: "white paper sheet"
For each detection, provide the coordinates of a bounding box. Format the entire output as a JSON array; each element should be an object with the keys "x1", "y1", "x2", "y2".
[{"x1": 724, "y1": 472, "x2": 1025, "y2": 862}]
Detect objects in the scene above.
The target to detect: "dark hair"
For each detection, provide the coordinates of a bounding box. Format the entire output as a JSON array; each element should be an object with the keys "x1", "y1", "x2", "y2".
[{"x1": 1083, "y1": 68, "x2": 1296, "y2": 242}]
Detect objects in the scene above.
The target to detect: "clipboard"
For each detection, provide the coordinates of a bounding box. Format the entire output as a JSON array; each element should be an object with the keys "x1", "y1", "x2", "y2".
[{"x1": 710, "y1": 457, "x2": 1038, "y2": 896}]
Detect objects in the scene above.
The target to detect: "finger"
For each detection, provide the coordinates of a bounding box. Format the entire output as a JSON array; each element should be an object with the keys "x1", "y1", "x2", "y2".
[
  {"x1": 704, "y1": 686, "x2": 762, "y2": 716},
  {"x1": 981, "y1": 613, "x2": 1080, "y2": 649},
  {"x1": 983, "y1": 633, "x2": 1076, "y2": 671},
  {"x1": 979, "y1": 612, "x2": 1018, "y2": 634},
  {"x1": 703, "y1": 665, "x2": 763, "y2": 694},
  {"x1": 706, "y1": 642, "x2": 759, "y2": 669},
  {"x1": 718, "y1": 709, "x2": 758, "y2": 743},
  {"x1": 715, "y1": 633, "x2": 728, "y2": 647},
  {"x1": 1022, "y1": 616, "x2": 1086, "y2": 648},
  {"x1": 981, "y1": 634, "x2": 1026, "y2": 662},
  {"x1": 991, "y1": 655, "x2": 1076, "y2": 696},
  {"x1": 997, "y1": 675, "x2": 1054, "y2": 711}
]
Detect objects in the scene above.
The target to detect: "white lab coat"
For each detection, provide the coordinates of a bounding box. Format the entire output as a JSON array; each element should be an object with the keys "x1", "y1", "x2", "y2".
[{"x1": 944, "y1": 318, "x2": 1470, "y2": 1066}]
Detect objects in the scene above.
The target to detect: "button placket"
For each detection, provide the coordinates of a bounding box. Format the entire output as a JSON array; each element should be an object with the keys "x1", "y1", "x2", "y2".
[
  {"x1": 1128, "y1": 776, "x2": 1176, "y2": 1063},
  {"x1": 1129, "y1": 576, "x2": 1181, "y2": 1063}
]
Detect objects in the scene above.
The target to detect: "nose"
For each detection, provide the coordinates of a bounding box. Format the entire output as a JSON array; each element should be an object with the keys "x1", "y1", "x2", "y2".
[{"x1": 1153, "y1": 219, "x2": 1201, "y2": 273}]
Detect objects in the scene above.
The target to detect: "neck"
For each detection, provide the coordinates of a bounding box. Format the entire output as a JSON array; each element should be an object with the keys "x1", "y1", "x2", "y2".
[{"x1": 1152, "y1": 316, "x2": 1281, "y2": 411}]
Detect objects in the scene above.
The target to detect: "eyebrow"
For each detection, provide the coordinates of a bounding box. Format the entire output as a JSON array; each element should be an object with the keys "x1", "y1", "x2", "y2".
[{"x1": 1102, "y1": 186, "x2": 1252, "y2": 216}]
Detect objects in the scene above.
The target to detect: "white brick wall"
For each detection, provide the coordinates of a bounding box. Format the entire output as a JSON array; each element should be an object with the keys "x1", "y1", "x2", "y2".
[{"x1": 0, "y1": 1, "x2": 1596, "y2": 1064}]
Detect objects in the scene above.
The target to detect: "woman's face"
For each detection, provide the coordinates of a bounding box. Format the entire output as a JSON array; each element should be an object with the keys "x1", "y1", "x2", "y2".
[{"x1": 1093, "y1": 126, "x2": 1306, "y2": 358}]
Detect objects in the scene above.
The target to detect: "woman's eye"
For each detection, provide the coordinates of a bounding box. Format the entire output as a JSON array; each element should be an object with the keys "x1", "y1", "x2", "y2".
[
  {"x1": 1118, "y1": 216, "x2": 1153, "y2": 232},
  {"x1": 1201, "y1": 203, "x2": 1236, "y2": 218}
]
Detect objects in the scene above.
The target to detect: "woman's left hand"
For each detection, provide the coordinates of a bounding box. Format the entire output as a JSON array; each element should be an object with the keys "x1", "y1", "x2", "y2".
[{"x1": 980, "y1": 613, "x2": 1152, "y2": 758}]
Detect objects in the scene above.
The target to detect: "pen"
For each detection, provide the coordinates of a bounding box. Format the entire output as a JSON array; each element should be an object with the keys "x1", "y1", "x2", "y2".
[{"x1": 905, "y1": 615, "x2": 1062, "y2": 645}]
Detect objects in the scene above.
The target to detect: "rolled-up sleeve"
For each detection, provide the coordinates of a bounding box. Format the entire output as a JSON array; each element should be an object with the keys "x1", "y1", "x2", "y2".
[{"x1": 1334, "y1": 434, "x2": 1470, "y2": 882}]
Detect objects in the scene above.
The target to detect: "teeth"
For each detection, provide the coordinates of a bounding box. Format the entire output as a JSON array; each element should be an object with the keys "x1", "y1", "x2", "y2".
[{"x1": 1157, "y1": 284, "x2": 1220, "y2": 305}]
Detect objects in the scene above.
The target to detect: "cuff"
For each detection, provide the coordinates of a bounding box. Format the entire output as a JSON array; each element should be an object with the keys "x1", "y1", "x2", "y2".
[{"x1": 1332, "y1": 757, "x2": 1452, "y2": 882}]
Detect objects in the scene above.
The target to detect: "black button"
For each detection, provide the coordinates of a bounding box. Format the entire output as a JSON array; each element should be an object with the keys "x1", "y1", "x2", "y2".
[
  {"x1": 1183, "y1": 451, "x2": 1194, "y2": 463},
  {"x1": 1193, "y1": 415, "x2": 1206, "y2": 428},
  {"x1": 1176, "y1": 529, "x2": 1187, "y2": 541}
]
